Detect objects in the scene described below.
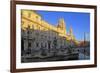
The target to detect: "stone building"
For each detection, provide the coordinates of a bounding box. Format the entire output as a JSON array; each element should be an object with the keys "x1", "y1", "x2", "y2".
[{"x1": 21, "y1": 10, "x2": 78, "y2": 58}]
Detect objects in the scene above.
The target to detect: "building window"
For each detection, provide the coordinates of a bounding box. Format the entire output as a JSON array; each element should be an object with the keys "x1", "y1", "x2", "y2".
[
  {"x1": 36, "y1": 42, "x2": 39, "y2": 47},
  {"x1": 32, "y1": 25, "x2": 34, "y2": 29},
  {"x1": 37, "y1": 25, "x2": 40, "y2": 30},
  {"x1": 21, "y1": 38, "x2": 24, "y2": 51},
  {"x1": 22, "y1": 21, "x2": 24, "y2": 25},
  {"x1": 27, "y1": 30, "x2": 31, "y2": 37},
  {"x1": 36, "y1": 16, "x2": 38, "y2": 20},
  {"x1": 48, "y1": 41, "x2": 51, "y2": 49},
  {"x1": 28, "y1": 42, "x2": 31, "y2": 48},
  {"x1": 35, "y1": 32, "x2": 39, "y2": 36},
  {"x1": 28, "y1": 13, "x2": 31, "y2": 18}
]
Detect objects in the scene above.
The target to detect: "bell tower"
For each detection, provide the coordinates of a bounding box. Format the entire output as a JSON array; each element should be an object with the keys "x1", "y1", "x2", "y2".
[
  {"x1": 69, "y1": 26, "x2": 75, "y2": 40},
  {"x1": 69, "y1": 26, "x2": 73, "y2": 36},
  {"x1": 57, "y1": 18, "x2": 67, "y2": 35}
]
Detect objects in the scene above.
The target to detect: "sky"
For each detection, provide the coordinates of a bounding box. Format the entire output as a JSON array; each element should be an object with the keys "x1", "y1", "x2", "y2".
[{"x1": 36, "y1": 10, "x2": 90, "y2": 41}]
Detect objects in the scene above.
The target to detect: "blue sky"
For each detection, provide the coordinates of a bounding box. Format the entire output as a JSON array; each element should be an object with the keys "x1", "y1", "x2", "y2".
[{"x1": 36, "y1": 10, "x2": 90, "y2": 41}]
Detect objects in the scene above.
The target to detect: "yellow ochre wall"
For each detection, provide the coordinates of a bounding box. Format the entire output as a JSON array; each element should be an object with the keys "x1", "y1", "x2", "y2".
[{"x1": 21, "y1": 10, "x2": 78, "y2": 44}]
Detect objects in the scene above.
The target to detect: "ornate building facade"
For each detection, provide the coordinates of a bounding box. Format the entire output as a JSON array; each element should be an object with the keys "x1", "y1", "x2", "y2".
[{"x1": 21, "y1": 10, "x2": 79, "y2": 59}]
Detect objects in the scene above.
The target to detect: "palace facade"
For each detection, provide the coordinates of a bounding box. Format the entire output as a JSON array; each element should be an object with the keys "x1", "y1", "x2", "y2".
[{"x1": 21, "y1": 10, "x2": 79, "y2": 59}]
